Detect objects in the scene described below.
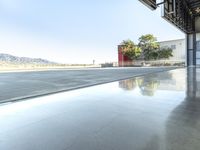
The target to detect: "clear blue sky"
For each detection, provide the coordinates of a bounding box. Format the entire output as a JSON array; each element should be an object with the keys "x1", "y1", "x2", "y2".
[{"x1": 0, "y1": 0, "x2": 184, "y2": 64}]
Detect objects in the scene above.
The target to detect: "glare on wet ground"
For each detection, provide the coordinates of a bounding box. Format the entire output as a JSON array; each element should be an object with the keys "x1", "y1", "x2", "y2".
[{"x1": 0, "y1": 68, "x2": 199, "y2": 150}]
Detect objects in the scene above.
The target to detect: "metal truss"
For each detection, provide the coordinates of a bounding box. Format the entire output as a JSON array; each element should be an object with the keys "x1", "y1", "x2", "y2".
[
  {"x1": 162, "y1": 0, "x2": 200, "y2": 33},
  {"x1": 186, "y1": 0, "x2": 200, "y2": 17},
  {"x1": 139, "y1": 0, "x2": 200, "y2": 33},
  {"x1": 162, "y1": 0, "x2": 195, "y2": 34}
]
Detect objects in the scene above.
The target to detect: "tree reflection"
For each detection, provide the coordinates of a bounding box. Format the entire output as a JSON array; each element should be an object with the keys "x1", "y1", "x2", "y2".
[
  {"x1": 119, "y1": 79, "x2": 137, "y2": 91},
  {"x1": 137, "y1": 77, "x2": 160, "y2": 96},
  {"x1": 119, "y1": 72, "x2": 173, "y2": 96},
  {"x1": 119, "y1": 75, "x2": 160, "y2": 96}
]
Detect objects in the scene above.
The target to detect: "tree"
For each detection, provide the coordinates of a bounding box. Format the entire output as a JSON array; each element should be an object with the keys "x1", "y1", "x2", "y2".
[
  {"x1": 138, "y1": 34, "x2": 160, "y2": 60},
  {"x1": 158, "y1": 47, "x2": 173, "y2": 59},
  {"x1": 121, "y1": 40, "x2": 142, "y2": 60}
]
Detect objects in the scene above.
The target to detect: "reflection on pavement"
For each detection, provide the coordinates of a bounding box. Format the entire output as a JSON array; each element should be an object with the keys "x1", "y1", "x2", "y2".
[
  {"x1": 1, "y1": 68, "x2": 200, "y2": 150},
  {"x1": 119, "y1": 72, "x2": 174, "y2": 96},
  {"x1": 166, "y1": 67, "x2": 200, "y2": 150}
]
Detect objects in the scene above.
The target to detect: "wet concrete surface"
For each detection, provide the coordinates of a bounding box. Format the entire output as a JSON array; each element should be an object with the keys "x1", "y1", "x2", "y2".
[
  {"x1": 0, "y1": 67, "x2": 200, "y2": 150},
  {"x1": 0, "y1": 67, "x2": 175, "y2": 103}
]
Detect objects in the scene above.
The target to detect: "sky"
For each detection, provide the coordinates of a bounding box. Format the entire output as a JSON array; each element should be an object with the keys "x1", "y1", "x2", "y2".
[{"x1": 0, "y1": 0, "x2": 184, "y2": 64}]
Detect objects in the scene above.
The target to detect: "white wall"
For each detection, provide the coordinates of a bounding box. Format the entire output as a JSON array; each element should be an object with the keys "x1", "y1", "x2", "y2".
[{"x1": 159, "y1": 39, "x2": 185, "y2": 61}]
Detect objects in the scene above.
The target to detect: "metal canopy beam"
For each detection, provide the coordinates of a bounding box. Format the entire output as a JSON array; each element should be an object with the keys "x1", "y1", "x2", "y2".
[{"x1": 139, "y1": 0, "x2": 157, "y2": 10}]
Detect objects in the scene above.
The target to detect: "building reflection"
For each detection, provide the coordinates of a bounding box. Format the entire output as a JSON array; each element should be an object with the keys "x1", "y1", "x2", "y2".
[
  {"x1": 118, "y1": 73, "x2": 176, "y2": 96},
  {"x1": 118, "y1": 79, "x2": 137, "y2": 91},
  {"x1": 166, "y1": 67, "x2": 200, "y2": 150},
  {"x1": 118, "y1": 68, "x2": 200, "y2": 149},
  {"x1": 137, "y1": 77, "x2": 160, "y2": 96},
  {"x1": 119, "y1": 76, "x2": 160, "y2": 96}
]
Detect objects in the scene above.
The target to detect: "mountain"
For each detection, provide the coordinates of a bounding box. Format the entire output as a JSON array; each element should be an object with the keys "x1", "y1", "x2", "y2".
[{"x1": 0, "y1": 53, "x2": 57, "y2": 65}]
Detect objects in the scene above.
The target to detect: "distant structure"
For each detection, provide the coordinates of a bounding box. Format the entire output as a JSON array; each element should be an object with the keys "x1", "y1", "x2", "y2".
[
  {"x1": 118, "y1": 39, "x2": 186, "y2": 67},
  {"x1": 159, "y1": 39, "x2": 186, "y2": 61},
  {"x1": 118, "y1": 45, "x2": 132, "y2": 67}
]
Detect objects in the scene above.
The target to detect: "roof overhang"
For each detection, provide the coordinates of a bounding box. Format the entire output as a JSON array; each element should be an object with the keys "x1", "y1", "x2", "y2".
[
  {"x1": 139, "y1": 0, "x2": 200, "y2": 34},
  {"x1": 139, "y1": 0, "x2": 157, "y2": 10}
]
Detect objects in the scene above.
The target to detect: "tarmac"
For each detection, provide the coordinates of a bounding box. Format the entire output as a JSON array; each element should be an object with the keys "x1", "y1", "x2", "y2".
[{"x1": 0, "y1": 67, "x2": 176, "y2": 103}]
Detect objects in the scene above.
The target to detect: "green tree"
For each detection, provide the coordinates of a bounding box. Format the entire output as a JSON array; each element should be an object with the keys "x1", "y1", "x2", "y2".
[
  {"x1": 138, "y1": 34, "x2": 160, "y2": 60},
  {"x1": 121, "y1": 40, "x2": 142, "y2": 60},
  {"x1": 158, "y1": 47, "x2": 173, "y2": 59}
]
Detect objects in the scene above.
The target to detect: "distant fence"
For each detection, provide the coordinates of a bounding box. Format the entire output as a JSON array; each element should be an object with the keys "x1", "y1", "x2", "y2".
[
  {"x1": 102, "y1": 60, "x2": 185, "y2": 67},
  {"x1": 135, "y1": 60, "x2": 185, "y2": 67}
]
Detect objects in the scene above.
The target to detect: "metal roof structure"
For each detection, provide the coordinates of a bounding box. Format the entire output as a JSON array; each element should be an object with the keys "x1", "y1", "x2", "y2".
[
  {"x1": 187, "y1": 0, "x2": 200, "y2": 16},
  {"x1": 139, "y1": 0, "x2": 157, "y2": 10},
  {"x1": 139, "y1": 0, "x2": 200, "y2": 34}
]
